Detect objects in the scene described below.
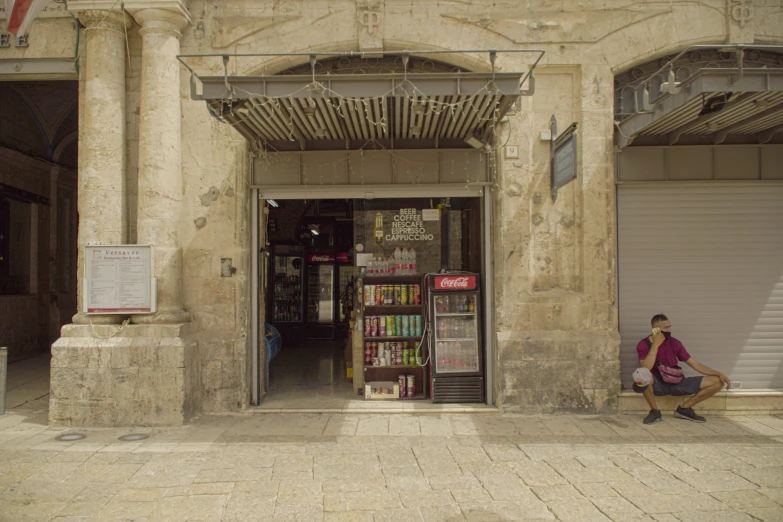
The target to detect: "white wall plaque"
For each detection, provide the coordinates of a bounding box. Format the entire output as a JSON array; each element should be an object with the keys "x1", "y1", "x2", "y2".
[
  {"x1": 355, "y1": 253, "x2": 373, "y2": 266},
  {"x1": 422, "y1": 209, "x2": 440, "y2": 222},
  {"x1": 84, "y1": 245, "x2": 156, "y2": 314}
]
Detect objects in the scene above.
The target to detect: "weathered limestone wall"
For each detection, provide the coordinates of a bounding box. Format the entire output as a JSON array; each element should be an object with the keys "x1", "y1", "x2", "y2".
[
  {"x1": 178, "y1": 21, "x2": 251, "y2": 414},
  {"x1": 50, "y1": 324, "x2": 199, "y2": 426},
  {"x1": 0, "y1": 14, "x2": 76, "y2": 72},
  {"x1": 177, "y1": 0, "x2": 752, "y2": 413},
  {"x1": 41, "y1": 0, "x2": 782, "y2": 424}
]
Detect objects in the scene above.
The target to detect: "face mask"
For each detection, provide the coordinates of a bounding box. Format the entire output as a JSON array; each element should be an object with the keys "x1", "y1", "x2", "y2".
[{"x1": 663, "y1": 331, "x2": 672, "y2": 340}]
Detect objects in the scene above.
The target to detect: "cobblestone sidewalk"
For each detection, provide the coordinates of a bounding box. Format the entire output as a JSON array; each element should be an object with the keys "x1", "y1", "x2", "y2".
[{"x1": 1, "y1": 409, "x2": 782, "y2": 521}]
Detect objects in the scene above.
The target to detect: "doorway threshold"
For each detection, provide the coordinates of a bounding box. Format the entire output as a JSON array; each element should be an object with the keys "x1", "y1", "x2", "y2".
[{"x1": 247, "y1": 400, "x2": 500, "y2": 414}]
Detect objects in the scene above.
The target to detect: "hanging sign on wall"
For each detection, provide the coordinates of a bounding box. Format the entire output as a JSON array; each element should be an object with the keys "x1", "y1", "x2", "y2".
[
  {"x1": 83, "y1": 245, "x2": 156, "y2": 314},
  {"x1": 386, "y1": 208, "x2": 434, "y2": 242},
  {"x1": 550, "y1": 116, "x2": 578, "y2": 202}
]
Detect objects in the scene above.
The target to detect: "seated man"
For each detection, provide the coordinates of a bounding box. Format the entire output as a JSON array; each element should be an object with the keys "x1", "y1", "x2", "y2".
[{"x1": 635, "y1": 313, "x2": 730, "y2": 424}]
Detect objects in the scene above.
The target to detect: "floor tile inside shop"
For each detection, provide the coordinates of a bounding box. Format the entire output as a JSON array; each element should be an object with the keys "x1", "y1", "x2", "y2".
[
  {"x1": 261, "y1": 341, "x2": 358, "y2": 409},
  {"x1": 257, "y1": 340, "x2": 495, "y2": 412}
]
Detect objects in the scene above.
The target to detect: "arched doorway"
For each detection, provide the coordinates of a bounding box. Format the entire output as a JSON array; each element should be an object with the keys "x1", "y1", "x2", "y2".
[
  {"x1": 178, "y1": 49, "x2": 536, "y2": 408},
  {"x1": 0, "y1": 81, "x2": 78, "y2": 410},
  {"x1": 613, "y1": 46, "x2": 783, "y2": 399}
]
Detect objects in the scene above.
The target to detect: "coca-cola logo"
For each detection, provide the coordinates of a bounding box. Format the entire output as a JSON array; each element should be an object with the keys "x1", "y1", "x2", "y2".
[
  {"x1": 434, "y1": 275, "x2": 477, "y2": 290},
  {"x1": 308, "y1": 254, "x2": 334, "y2": 263}
]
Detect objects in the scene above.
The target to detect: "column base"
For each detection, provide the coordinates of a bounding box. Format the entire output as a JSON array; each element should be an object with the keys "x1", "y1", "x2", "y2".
[
  {"x1": 72, "y1": 312, "x2": 125, "y2": 325},
  {"x1": 49, "y1": 323, "x2": 199, "y2": 427},
  {"x1": 132, "y1": 308, "x2": 190, "y2": 324}
]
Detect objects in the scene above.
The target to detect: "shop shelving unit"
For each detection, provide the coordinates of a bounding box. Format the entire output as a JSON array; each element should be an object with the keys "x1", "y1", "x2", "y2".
[{"x1": 359, "y1": 274, "x2": 429, "y2": 400}]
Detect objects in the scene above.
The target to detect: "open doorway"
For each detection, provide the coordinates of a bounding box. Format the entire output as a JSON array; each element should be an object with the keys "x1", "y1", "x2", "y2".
[
  {"x1": 0, "y1": 81, "x2": 78, "y2": 410},
  {"x1": 258, "y1": 196, "x2": 484, "y2": 409}
]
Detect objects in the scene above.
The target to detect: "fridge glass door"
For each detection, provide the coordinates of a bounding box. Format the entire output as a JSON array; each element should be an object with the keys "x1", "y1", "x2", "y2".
[
  {"x1": 433, "y1": 293, "x2": 479, "y2": 374},
  {"x1": 273, "y1": 256, "x2": 303, "y2": 322},
  {"x1": 308, "y1": 264, "x2": 334, "y2": 323}
]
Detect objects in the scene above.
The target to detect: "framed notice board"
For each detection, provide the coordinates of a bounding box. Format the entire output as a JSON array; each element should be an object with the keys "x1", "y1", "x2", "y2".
[
  {"x1": 83, "y1": 245, "x2": 157, "y2": 314},
  {"x1": 549, "y1": 118, "x2": 578, "y2": 202}
]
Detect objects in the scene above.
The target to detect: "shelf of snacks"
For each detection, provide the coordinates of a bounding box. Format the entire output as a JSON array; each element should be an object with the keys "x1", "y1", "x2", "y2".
[{"x1": 358, "y1": 276, "x2": 429, "y2": 400}]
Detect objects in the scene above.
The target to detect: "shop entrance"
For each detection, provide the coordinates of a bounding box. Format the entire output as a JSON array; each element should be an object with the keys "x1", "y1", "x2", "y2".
[
  {"x1": 178, "y1": 51, "x2": 538, "y2": 409},
  {"x1": 257, "y1": 196, "x2": 486, "y2": 409}
]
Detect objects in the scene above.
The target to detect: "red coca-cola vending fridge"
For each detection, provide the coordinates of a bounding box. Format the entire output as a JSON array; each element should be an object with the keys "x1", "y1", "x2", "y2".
[{"x1": 427, "y1": 274, "x2": 484, "y2": 403}]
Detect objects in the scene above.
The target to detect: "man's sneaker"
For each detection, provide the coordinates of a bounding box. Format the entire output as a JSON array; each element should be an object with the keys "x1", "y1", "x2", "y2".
[
  {"x1": 674, "y1": 406, "x2": 706, "y2": 423},
  {"x1": 643, "y1": 409, "x2": 662, "y2": 424}
]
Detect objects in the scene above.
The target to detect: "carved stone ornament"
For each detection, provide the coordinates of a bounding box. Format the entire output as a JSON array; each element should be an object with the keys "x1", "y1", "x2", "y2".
[
  {"x1": 728, "y1": 0, "x2": 753, "y2": 27},
  {"x1": 76, "y1": 9, "x2": 132, "y2": 32},
  {"x1": 357, "y1": 0, "x2": 383, "y2": 54}
]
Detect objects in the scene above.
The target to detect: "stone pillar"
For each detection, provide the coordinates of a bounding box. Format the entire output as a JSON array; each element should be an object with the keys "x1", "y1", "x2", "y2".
[
  {"x1": 130, "y1": 8, "x2": 190, "y2": 324},
  {"x1": 72, "y1": 9, "x2": 132, "y2": 325}
]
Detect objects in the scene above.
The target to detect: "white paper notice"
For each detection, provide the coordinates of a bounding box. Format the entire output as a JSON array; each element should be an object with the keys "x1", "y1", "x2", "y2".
[
  {"x1": 356, "y1": 253, "x2": 373, "y2": 267},
  {"x1": 422, "y1": 209, "x2": 440, "y2": 221},
  {"x1": 84, "y1": 246, "x2": 153, "y2": 314}
]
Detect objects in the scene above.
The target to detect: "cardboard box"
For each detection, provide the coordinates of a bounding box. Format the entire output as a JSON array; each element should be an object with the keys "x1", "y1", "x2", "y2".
[{"x1": 365, "y1": 381, "x2": 399, "y2": 400}]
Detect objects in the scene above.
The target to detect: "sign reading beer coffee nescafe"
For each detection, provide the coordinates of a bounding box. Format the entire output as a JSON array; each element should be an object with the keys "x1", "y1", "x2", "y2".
[
  {"x1": 434, "y1": 275, "x2": 477, "y2": 290},
  {"x1": 308, "y1": 254, "x2": 334, "y2": 263}
]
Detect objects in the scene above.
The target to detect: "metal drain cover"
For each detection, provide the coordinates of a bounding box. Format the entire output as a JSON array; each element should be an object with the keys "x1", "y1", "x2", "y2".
[
  {"x1": 118, "y1": 433, "x2": 149, "y2": 442},
  {"x1": 55, "y1": 433, "x2": 86, "y2": 441}
]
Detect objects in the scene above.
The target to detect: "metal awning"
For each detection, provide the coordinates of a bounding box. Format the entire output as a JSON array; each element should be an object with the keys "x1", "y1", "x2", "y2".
[
  {"x1": 178, "y1": 51, "x2": 543, "y2": 151},
  {"x1": 615, "y1": 46, "x2": 783, "y2": 148}
]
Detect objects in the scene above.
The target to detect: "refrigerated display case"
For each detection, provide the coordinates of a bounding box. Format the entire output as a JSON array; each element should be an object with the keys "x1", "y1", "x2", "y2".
[
  {"x1": 272, "y1": 254, "x2": 304, "y2": 323},
  {"x1": 428, "y1": 274, "x2": 484, "y2": 403},
  {"x1": 307, "y1": 254, "x2": 336, "y2": 339}
]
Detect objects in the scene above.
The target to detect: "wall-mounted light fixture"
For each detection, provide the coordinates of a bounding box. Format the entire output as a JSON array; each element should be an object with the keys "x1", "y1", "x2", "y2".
[{"x1": 464, "y1": 136, "x2": 484, "y2": 149}]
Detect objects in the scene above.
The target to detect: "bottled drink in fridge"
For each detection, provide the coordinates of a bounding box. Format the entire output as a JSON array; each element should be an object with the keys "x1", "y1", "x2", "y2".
[
  {"x1": 401, "y1": 246, "x2": 410, "y2": 275},
  {"x1": 393, "y1": 246, "x2": 402, "y2": 275},
  {"x1": 409, "y1": 247, "x2": 417, "y2": 275}
]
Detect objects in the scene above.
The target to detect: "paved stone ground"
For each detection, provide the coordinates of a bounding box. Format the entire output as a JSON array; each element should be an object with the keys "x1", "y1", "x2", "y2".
[{"x1": 1, "y1": 409, "x2": 783, "y2": 521}]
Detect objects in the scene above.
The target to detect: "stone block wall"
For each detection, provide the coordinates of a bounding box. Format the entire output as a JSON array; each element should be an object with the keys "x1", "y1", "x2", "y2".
[
  {"x1": 50, "y1": 324, "x2": 199, "y2": 427},
  {"x1": 177, "y1": 29, "x2": 252, "y2": 414},
  {"x1": 38, "y1": 0, "x2": 780, "y2": 424}
]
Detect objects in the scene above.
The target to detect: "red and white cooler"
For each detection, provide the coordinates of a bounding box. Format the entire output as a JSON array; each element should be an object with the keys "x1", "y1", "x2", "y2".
[{"x1": 427, "y1": 274, "x2": 484, "y2": 403}]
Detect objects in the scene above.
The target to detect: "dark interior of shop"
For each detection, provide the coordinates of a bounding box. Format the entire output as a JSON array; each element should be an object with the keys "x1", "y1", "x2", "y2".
[{"x1": 262, "y1": 197, "x2": 483, "y2": 404}]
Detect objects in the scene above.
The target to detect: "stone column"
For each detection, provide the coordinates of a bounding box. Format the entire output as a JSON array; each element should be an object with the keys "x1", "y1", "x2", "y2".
[
  {"x1": 72, "y1": 10, "x2": 132, "y2": 325},
  {"x1": 130, "y1": 8, "x2": 190, "y2": 324}
]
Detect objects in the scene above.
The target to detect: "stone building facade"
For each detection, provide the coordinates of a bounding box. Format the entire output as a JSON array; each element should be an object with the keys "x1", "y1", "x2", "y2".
[{"x1": 2, "y1": 0, "x2": 780, "y2": 426}]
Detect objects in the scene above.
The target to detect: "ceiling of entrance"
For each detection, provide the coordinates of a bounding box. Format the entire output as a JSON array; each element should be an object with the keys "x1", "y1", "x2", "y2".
[
  {"x1": 0, "y1": 81, "x2": 78, "y2": 167},
  {"x1": 614, "y1": 48, "x2": 783, "y2": 147}
]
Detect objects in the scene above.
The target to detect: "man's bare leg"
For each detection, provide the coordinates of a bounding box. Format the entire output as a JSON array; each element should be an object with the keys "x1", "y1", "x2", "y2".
[
  {"x1": 681, "y1": 376, "x2": 723, "y2": 409},
  {"x1": 642, "y1": 377, "x2": 658, "y2": 410}
]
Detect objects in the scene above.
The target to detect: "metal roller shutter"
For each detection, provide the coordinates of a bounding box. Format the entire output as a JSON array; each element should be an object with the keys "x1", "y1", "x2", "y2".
[{"x1": 618, "y1": 184, "x2": 783, "y2": 390}]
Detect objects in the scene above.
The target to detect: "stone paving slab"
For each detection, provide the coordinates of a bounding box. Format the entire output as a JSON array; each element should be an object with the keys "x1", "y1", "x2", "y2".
[{"x1": 0, "y1": 411, "x2": 782, "y2": 520}]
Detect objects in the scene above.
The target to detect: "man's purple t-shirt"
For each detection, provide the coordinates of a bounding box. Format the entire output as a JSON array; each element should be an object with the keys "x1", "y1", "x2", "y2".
[{"x1": 636, "y1": 336, "x2": 691, "y2": 375}]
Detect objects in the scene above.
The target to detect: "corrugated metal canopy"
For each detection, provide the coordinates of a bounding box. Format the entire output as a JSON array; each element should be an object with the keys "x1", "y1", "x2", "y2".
[
  {"x1": 617, "y1": 67, "x2": 783, "y2": 148},
  {"x1": 194, "y1": 72, "x2": 526, "y2": 151}
]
